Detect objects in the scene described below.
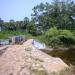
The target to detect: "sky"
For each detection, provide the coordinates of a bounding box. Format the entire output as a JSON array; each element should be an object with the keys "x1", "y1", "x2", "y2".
[{"x1": 0, "y1": 0, "x2": 52, "y2": 22}]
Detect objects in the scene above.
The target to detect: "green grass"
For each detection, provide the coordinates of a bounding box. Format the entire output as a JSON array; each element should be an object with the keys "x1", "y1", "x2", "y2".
[
  {"x1": 0, "y1": 30, "x2": 34, "y2": 39},
  {"x1": 0, "y1": 33, "x2": 8, "y2": 39}
]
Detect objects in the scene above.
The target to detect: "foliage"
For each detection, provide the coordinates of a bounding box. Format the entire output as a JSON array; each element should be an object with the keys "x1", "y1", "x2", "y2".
[
  {"x1": 43, "y1": 27, "x2": 75, "y2": 48},
  {"x1": 58, "y1": 30, "x2": 75, "y2": 47},
  {"x1": 31, "y1": 0, "x2": 75, "y2": 31},
  {"x1": 27, "y1": 21, "x2": 36, "y2": 35}
]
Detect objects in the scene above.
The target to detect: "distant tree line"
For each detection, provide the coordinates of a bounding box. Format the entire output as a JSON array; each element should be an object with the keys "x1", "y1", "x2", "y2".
[
  {"x1": 0, "y1": 0, "x2": 75, "y2": 35},
  {"x1": 0, "y1": 17, "x2": 37, "y2": 35}
]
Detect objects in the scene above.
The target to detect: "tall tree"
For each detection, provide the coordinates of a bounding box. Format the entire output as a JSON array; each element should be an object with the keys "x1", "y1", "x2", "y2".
[{"x1": 31, "y1": 0, "x2": 75, "y2": 31}]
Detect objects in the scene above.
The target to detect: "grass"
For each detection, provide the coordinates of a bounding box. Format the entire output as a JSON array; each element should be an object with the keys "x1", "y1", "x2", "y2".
[
  {"x1": 0, "y1": 30, "x2": 34, "y2": 39},
  {"x1": 0, "y1": 30, "x2": 46, "y2": 43},
  {"x1": 0, "y1": 30, "x2": 42, "y2": 39},
  {"x1": 0, "y1": 33, "x2": 8, "y2": 39}
]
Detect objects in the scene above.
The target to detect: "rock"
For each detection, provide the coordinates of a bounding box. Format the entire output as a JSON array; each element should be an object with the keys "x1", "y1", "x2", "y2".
[{"x1": 0, "y1": 39, "x2": 71, "y2": 75}]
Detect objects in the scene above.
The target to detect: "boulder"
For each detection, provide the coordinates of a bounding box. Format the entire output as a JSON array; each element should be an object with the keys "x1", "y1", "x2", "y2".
[{"x1": 0, "y1": 39, "x2": 71, "y2": 75}]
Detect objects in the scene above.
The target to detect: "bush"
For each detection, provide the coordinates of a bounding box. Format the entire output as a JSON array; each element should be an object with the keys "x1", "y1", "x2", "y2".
[
  {"x1": 45, "y1": 27, "x2": 59, "y2": 38},
  {"x1": 59, "y1": 30, "x2": 75, "y2": 47},
  {"x1": 43, "y1": 27, "x2": 75, "y2": 48},
  {"x1": 43, "y1": 27, "x2": 60, "y2": 47}
]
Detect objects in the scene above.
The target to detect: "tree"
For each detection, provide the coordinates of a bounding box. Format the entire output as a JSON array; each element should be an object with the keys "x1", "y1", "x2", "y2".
[
  {"x1": 31, "y1": 3, "x2": 49, "y2": 31},
  {"x1": 8, "y1": 19, "x2": 16, "y2": 30},
  {"x1": 31, "y1": 0, "x2": 75, "y2": 31},
  {"x1": 27, "y1": 21, "x2": 36, "y2": 35},
  {"x1": 22, "y1": 17, "x2": 29, "y2": 30},
  {"x1": 15, "y1": 21, "x2": 23, "y2": 30}
]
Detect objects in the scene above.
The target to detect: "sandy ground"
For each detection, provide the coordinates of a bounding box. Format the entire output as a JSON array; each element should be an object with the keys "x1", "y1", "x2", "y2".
[{"x1": 0, "y1": 39, "x2": 69, "y2": 75}]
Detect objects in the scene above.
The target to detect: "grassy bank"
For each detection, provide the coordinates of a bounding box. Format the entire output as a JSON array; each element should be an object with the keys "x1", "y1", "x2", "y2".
[
  {"x1": 0, "y1": 30, "x2": 33, "y2": 39},
  {"x1": 0, "y1": 30, "x2": 44, "y2": 43}
]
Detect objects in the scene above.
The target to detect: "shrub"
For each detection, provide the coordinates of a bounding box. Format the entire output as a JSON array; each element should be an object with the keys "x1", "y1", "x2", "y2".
[
  {"x1": 43, "y1": 27, "x2": 75, "y2": 48},
  {"x1": 58, "y1": 30, "x2": 75, "y2": 47}
]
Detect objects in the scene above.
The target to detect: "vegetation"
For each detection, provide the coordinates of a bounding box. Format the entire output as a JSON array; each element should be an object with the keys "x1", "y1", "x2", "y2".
[
  {"x1": 31, "y1": 0, "x2": 75, "y2": 31},
  {"x1": 43, "y1": 27, "x2": 75, "y2": 48},
  {"x1": 0, "y1": 30, "x2": 33, "y2": 39}
]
